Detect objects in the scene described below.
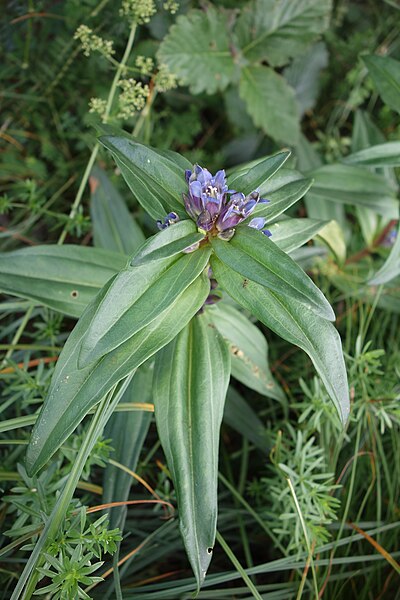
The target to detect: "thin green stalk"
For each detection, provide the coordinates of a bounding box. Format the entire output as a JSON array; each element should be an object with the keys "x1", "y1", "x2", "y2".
[
  {"x1": 216, "y1": 531, "x2": 263, "y2": 600},
  {"x1": 0, "y1": 306, "x2": 34, "y2": 369},
  {"x1": 287, "y1": 477, "x2": 319, "y2": 599},
  {"x1": 57, "y1": 21, "x2": 137, "y2": 245},
  {"x1": 11, "y1": 374, "x2": 134, "y2": 600}
]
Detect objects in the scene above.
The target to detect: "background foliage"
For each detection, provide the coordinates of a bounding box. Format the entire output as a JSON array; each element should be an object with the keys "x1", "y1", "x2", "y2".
[{"x1": 1, "y1": 0, "x2": 400, "y2": 598}]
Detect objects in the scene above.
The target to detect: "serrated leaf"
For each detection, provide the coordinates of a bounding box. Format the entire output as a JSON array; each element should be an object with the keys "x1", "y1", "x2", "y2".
[
  {"x1": 307, "y1": 164, "x2": 399, "y2": 217},
  {"x1": 0, "y1": 245, "x2": 126, "y2": 318},
  {"x1": 343, "y1": 142, "x2": 400, "y2": 167},
  {"x1": 227, "y1": 151, "x2": 291, "y2": 193},
  {"x1": 90, "y1": 165, "x2": 145, "y2": 255},
  {"x1": 157, "y1": 6, "x2": 235, "y2": 94},
  {"x1": 153, "y1": 313, "x2": 230, "y2": 590},
  {"x1": 131, "y1": 219, "x2": 204, "y2": 266},
  {"x1": 239, "y1": 65, "x2": 300, "y2": 144},
  {"x1": 268, "y1": 218, "x2": 328, "y2": 253},
  {"x1": 26, "y1": 274, "x2": 209, "y2": 476},
  {"x1": 207, "y1": 303, "x2": 284, "y2": 401},
  {"x1": 235, "y1": 0, "x2": 332, "y2": 67},
  {"x1": 79, "y1": 246, "x2": 212, "y2": 367},
  {"x1": 363, "y1": 54, "x2": 400, "y2": 114},
  {"x1": 99, "y1": 135, "x2": 187, "y2": 220},
  {"x1": 211, "y1": 227, "x2": 335, "y2": 320},
  {"x1": 211, "y1": 257, "x2": 349, "y2": 424}
]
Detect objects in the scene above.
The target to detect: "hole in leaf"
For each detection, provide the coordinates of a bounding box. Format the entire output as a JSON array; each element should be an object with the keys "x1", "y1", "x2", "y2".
[
  {"x1": 207, "y1": 547, "x2": 213, "y2": 555},
  {"x1": 70, "y1": 290, "x2": 79, "y2": 299}
]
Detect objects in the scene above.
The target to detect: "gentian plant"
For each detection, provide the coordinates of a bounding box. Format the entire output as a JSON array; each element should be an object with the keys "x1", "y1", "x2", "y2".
[{"x1": 0, "y1": 127, "x2": 349, "y2": 592}]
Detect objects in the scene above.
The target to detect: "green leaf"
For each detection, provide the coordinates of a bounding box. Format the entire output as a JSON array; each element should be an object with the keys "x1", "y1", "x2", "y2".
[
  {"x1": 252, "y1": 173, "x2": 313, "y2": 222},
  {"x1": 26, "y1": 274, "x2": 209, "y2": 476},
  {"x1": 79, "y1": 246, "x2": 212, "y2": 367},
  {"x1": 207, "y1": 303, "x2": 284, "y2": 401},
  {"x1": 343, "y1": 142, "x2": 400, "y2": 167},
  {"x1": 316, "y1": 220, "x2": 347, "y2": 264},
  {"x1": 235, "y1": 0, "x2": 332, "y2": 67},
  {"x1": 90, "y1": 165, "x2": 145, "y2": 255},
  {"x1": 363, "y1": 54, "x2": 400, "y2": 114},
  {"x1": 211, "y1": 227, "x2": 335, "y2": 321},
  {"x1": 223, "y1": 387, "x2": 271, "y2": 452},
  {"x1": 153, "y1": 313, "x2": 231, "y2": 590},
  {"x1": 369, "y1": 223, "x2": 400, "y2": 285},
  {"x1": 239, "y1": 65, "x2": 300, "y2": 144},
  {"x1": 267, "y1": 218, "x2": 328, "y2": 253},
  {"x1": 283, "y1": 42, "x2": 329, "y2": 116},
  {"x1": 99, "y1": 135, "x2": 188, "y2": 220},
  {"x1": 0, "y1": 245, "x2": 126, "y2": 318},
  {"x1": 307, "y1": 164, "x2": 399, "y2": 217},
  {"x1": 131, "y1": 219, "x2": 204, "y2": 267},
  {"x1": 227, "y1": 151, "x2": 291, "y2": 193},
  {"x1": 157, "y1": 6, "x2": 235, "y2": 94},
  {"x1": 211, "y1": 257, "x2": 349, "y2": 424},
  {"x1": 103, "y1": 365, "x2": 152, "y2": 529}
]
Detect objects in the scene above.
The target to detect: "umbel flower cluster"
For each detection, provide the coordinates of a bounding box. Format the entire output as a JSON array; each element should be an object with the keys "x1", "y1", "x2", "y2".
[{"x1": 157, "y1": 165, "x2": 271, "y2": 240}]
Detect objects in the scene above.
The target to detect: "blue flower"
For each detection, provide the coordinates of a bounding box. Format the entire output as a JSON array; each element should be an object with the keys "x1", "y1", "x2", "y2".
[{"x1": 183, "y1": 165, "x2": 269, "y2": 240}]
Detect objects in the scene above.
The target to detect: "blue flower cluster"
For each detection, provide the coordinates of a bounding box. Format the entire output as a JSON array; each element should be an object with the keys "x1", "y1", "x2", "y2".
[{"x1": 183, "y1": 165, "x2": 271, "y2": 240}]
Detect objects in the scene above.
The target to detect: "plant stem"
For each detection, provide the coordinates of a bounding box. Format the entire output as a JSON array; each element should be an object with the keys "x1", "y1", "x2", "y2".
[
  {"x1": 216, "y1": 531, "x2": 263, "y2": 600},
  {"x1": 57, "y1": 21, "x2": 137, "y2": 245}
]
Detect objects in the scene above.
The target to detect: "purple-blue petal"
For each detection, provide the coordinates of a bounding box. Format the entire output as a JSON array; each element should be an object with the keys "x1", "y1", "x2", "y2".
[{"x1": 248, "y1": 217, "x2": 266, "y2": 230}]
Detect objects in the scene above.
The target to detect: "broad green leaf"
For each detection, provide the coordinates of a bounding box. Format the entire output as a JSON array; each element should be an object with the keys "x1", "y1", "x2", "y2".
[
  {"x1": 99, "y1": 135, "x2": 187, "y2": 220},
  {"x1": 103, "y1": 364, "x2": 152, "y2": 529},
  {"x1": 363, "y1": 54, "x2": 400, "y2": 114},
  {"x1": 26, "y1": 274, "x2": 209, "y2": 476},
  {"x1": 369, "y1": 223, "x2": 400, "y2": 285},
  {"x1": 307, "y1": 164, "x2": 399, "y2": 217},
  {"x1": 0, "y1": 245, "x2": 126, "y2": 318},
  {"x1": 131, "y1": 219, "x2": 204, "y2": 267},
  {"x1": 343, "y1": 143, "x2": 400, "y2": 167},
  {"x1": 235, "y1": 0, "x2": 332, "y2": 67},
  {"x1": 283, "y1": 42, "x2": 329, "y2": 116},
  {"x1": 157, "y1": 6, "x2": 235, "y2": 94},
  {"x1": 224, "y1": 387, "x2": 271, "y2": 452},
  {"x1": 227, "y1": 151, "x2": 291, "y2": 193},
  {"x1": 267, "y1": 218, "x2": 328, "y2": 253},
  {"x1": 153, "y1": 313, "x2": 231, "y2": 590},
  {"x1": 211, "y1": 227, "x2": 335, "y2": 321},
  {"x1": 79, "y1": 246, "x2": 212, "y2": 367},
  {"x1": 211, "y1": 257, "x2": 349, "y2": 424},
  {"x1": 251, "y1": 175, "x2": 313, "y2": 222},
  {"x1": 239, "y1": 65, "x2": 300, "y2": 144},
  {"x1": 207, "y1": 303, "x2": 284, "y2": 401},
  {"x1": 90, "y1": 165, "x2": 145, "y2": 255}
]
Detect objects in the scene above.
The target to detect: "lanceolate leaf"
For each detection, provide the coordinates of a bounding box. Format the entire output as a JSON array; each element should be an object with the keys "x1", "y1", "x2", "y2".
[
  {"x1": 26, "y1": 274, "x2": 210, "y2": 476},
  {"x1": 211, "y1": 257, "x2": 349, "y2": 423},
  {"x1": 99, "y1": 135, "x2": 187, "y2": 220},
  {"x1": 90, "y1": 165, "x2": 145, "y2": 255},
  {"x1": 369, "y1": 223, "x2": 400, "y2": 285},
  {"x1": 153, "y1": 314, "x2": 231, "y2": 590},
  {"x1": 157, "y1": 6, "x2": 235, "y2": 94},
  {"x1": 307, "y1": 164, "x2": 398, "y2": 217},
  {"x1": 235, "y1": 0, "x2": 332, "y2": 67},
  {"x1": 131, "y1": 219, "x2": 205, "y2": 267},
  {"x1": 267, "y1": 218, "x2": 328, "y2": 253},
  {"x1": 0, "y1": 245, "x2": 126, "y2": 318},
  {"x1": 208, "y1": 303, "x2": 284, "y2": 401},
  {"x1": 211, "y1": 227, "x2": 335, "y2": 321},
  {"x1": 239, "y1": 65, "x2": 300, "y2": 144},
  {"x1": 251, "y1": 175, "x2": 313, "y2": 222},
  {"x1": 224, "y1": 387, "x2": 271, "y2": 452},
  {"x1": 227, "y1": 151, "x2": 291, "y2": 193},
  {"x1": 362, "y1": 54, "x2": 400, "y2": 115},
  {"x1": 79, "y1": 246, "x2": 212, "y2": 367},
  {"x1": 343, "y1": 142, "x2": 400, "y2": 167}
]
